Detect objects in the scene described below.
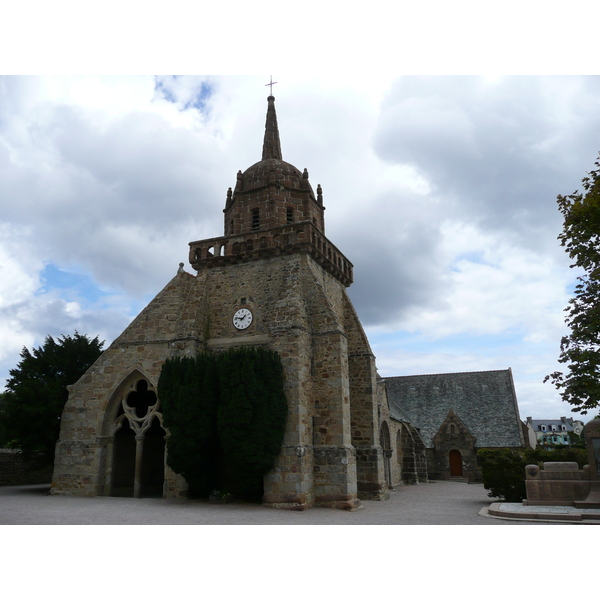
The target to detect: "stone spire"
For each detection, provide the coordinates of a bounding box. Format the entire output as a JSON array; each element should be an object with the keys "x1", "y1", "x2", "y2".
[{"x1": 262, "y1": 96, "x2": 282, "y2": 160}]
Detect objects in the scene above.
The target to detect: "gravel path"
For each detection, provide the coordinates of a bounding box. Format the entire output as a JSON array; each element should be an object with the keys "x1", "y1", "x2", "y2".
[{"x1": 0, "y1": 480, "x2": 567, "y2": 525}]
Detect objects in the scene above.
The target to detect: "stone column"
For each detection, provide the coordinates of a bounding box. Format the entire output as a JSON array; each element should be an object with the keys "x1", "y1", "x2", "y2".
[
  {"x1": 133, "y1": 435, "x2": 145, "y2": 499},
  {"x1": 96, "y1": 435, "x2": 114, "y2": 496}
]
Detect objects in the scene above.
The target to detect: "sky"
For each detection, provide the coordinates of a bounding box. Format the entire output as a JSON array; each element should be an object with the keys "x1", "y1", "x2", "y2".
[{"x1": 1, "y1": 74, "x2": 599, "y2": 422}]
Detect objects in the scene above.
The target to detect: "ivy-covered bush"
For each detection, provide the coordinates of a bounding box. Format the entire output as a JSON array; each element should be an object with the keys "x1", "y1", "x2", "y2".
[
  {"x1": 158, "y1": 347, "x2": 288, "y2": 500},
  {"x1": 478, "y1": 446, "x2": 589, "y2": 502}
]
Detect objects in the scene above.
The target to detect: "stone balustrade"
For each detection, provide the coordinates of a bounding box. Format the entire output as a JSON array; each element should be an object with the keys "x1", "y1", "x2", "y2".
[{"x1": 189, "y1": 221, "x2": 353, "y2": 286}]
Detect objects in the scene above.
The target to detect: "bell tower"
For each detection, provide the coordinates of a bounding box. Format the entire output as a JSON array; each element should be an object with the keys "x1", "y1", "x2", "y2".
[{"x1": 187, "y1": 95, "x2": 386, "y2": 509}]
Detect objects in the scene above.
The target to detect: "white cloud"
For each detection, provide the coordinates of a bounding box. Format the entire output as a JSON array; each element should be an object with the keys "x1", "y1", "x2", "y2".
[
  {"x1": 0, "y1": 225, "x2": 42, "y2": 363},
  {"x1": 396, "y1": 221, "x2": 572, "y2": 340}
]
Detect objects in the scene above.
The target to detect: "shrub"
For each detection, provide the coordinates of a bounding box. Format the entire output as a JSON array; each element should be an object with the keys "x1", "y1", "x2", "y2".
[
  {"x1": 528, "y1": 446, "x2": 587, "y2": 467},
  {"x1": 478, "y1": 448, "x2": 528, "y2": 502}
]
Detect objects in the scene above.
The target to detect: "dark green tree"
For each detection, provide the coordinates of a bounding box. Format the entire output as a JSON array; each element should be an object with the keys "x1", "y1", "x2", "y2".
[
  {"x1": 545, "y1": 155, "x2": 600, "y2": 414},
  {"x1": 217, "y1": 347, "x2": 288, "y2": 499},
  {"x1": 158, "y1": 346, "x2": 288, "y2": 500},
  {"x1": 158, "y1": 354, "x2": 221, "y2": 497},
  {"x1": 1, "y1": 332, "x2": 104, "y2": 463},
  {"x1": 566, "y1": 430, "x2": 586, "y2": 449},
  {"x1": 0, "y1": 393, "x2": 9, "y2": 447}
]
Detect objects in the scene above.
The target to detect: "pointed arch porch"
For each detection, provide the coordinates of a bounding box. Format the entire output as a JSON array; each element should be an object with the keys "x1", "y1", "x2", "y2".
[{"x1": 98, "y1": 368, "x2": 167, "y2": 498}]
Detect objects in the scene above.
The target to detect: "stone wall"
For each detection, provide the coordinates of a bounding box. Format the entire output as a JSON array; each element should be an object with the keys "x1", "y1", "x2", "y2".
[
  {"x1": 0, "y1": 449, "x2": 53, "y2": 486},
  {"x1": 52, "y1": 271, "x2": 205, "y2": 497}
]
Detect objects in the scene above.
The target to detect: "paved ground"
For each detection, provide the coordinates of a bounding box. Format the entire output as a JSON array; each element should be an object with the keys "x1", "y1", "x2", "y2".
[{"x1": 0, "y1": 480, "x2": 584, "y2": 525}]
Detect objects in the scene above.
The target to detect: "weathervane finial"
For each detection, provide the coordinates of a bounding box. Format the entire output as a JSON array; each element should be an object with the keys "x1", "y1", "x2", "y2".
[{"x1": 265, "y1": 75, "x2": 277, "y2": 97}]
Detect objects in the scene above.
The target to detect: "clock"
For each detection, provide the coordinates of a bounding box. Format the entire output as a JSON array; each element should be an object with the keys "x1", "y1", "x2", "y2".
[{"x1": 233, "y1": 308, "x2": 253, "y2": 330}]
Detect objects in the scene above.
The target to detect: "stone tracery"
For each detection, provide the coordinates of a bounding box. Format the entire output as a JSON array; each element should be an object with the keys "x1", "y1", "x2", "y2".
[{"x1": 110, "y1": 377, "x2": 165, "y2": 498}]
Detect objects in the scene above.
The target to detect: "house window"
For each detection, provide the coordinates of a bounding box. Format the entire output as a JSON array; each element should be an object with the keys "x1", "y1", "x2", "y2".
[
  {"x1": 541, "y1": 425, "x2": 546, "y2": 431},
  {"x1": 252, "y1": 208, "x2": 260, "y2": 230},
  {"x1": 287, "y1": 207, "x2": 294, "y2": 223},
  {"x1": 552, "y1": 425, "x2": 557, "y2": 431}
]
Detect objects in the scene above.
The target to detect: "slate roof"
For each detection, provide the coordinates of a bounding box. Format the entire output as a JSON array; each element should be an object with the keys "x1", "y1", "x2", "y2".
[
  {"x1": 384, "y1": 369, "x2": 524, "y2": 448},
  {"x1": 528, "y1": 419, "x2": 577, "y2": 432}
]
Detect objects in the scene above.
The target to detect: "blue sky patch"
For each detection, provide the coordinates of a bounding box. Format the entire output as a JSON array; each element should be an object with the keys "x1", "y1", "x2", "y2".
[
  {"x1": 39, "y1": 263, "x2": 106, "y2": 304},
  {"x1": 154, "y1": 76, "x2": 213, "y2": 113},
  {"x1": 184, "y1": 82, "x2": 212, "y2": 111},
  {"x1": 154, "y1": 78, "x2": 177, "y2": 104}
]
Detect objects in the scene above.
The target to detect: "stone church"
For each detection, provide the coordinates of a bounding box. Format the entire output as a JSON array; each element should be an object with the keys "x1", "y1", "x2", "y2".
[
  {"x1": 51, "y1": 95, "x2": 524, "y2": 508},
  {"x1": 386, "y1": 369, "x2": 527, "y2": 483}
]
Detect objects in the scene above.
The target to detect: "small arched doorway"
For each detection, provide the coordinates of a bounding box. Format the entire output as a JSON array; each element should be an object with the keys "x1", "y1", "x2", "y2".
[{"x1": 449, "y1": 449, "x2": 463, "y2": 477}]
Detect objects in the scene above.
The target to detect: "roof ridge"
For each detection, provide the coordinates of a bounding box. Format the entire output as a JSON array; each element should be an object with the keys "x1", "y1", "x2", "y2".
[{"x1": 384, "y1": 368, "x2": 510, "y2": 380}]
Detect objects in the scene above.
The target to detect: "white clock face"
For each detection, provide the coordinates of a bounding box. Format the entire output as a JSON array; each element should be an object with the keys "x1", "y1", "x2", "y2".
[{"x1": 233, "y1": 308, "x2": 253, "y2": 330}]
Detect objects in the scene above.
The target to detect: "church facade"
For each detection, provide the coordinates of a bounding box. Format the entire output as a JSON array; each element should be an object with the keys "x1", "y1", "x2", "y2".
[
  {"x1": 51, "y1": 96, "x2": 404, "y2": 509},
  {"x1": 51, "y1": 96, "x2": 526, "y2": 508}
]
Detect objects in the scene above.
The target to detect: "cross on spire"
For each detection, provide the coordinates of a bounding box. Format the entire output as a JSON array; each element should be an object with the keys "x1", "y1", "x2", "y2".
[{"x1": 265, "y1": 76, "x2": 277, "y2": 96}]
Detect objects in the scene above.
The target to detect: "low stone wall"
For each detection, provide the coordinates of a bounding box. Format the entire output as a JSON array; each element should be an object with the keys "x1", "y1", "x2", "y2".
[
  {"x1": 0, "y1": 449, "x2": 53, "y2": 486},
  {"x1": 524, "y1": 461, "x2": 590, "y2": 506}
]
